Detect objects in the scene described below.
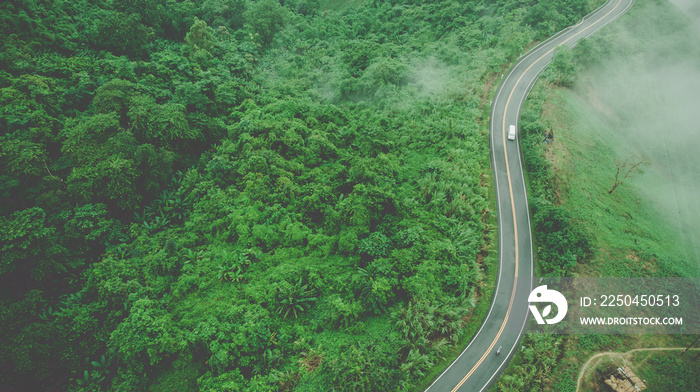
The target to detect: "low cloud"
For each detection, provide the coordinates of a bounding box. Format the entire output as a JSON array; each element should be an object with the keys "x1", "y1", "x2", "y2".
[{"x1": 574, "y1": 0, "x2": 700, "y2": 268}]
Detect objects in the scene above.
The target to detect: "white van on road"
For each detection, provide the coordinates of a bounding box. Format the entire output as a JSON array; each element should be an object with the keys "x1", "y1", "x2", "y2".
[{"x1": 508, "y1": 125, "x2": 516, "y2": 140}]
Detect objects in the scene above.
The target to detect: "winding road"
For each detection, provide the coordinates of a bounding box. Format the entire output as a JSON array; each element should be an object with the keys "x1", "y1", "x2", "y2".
[{"x1": 424, "y1": 0, "x2": 636, "y2": 391}]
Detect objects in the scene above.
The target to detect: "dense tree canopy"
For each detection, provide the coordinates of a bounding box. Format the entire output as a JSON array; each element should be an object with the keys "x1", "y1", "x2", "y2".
[{"x1": 0, "y1": 0, "x2": 600, "y2": 390}]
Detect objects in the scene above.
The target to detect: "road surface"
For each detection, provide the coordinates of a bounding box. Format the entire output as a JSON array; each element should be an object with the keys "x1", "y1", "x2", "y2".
[{"x1": 425, "y1": 0, "x2": 635, "y2": 391}]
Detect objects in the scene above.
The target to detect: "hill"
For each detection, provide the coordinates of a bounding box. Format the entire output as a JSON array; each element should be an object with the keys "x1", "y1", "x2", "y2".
[{"x1": 0, "y1": 1, "x2": 601, "y2": 390}]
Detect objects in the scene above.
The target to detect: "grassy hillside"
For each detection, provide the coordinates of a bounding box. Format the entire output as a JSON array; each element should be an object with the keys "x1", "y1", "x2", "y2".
[
  {"x1": 548, "y1": 0, "x2": 700, "y2": 278},
  {"x1": 495, "y1": 0, "x2": 700, "y2": 390}
]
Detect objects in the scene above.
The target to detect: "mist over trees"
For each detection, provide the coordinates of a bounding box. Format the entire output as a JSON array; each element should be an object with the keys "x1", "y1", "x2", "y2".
[{"x1": 0, "y1": 0, "x2": 601, "y2": 390}]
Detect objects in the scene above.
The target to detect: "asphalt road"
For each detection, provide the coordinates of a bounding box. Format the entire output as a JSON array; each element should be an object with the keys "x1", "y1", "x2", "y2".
[{"x1": 424, "y1": 1, "x2": 636, "y2": 391}]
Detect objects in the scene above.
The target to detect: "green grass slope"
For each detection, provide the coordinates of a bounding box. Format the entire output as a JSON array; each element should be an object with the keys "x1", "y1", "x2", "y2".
[
  {"x1": 543, "y1": 88, "x2": 697, "y2": 277},
  {"x1": 547, "y1": 0, "x2": 700, "y2": 278}
]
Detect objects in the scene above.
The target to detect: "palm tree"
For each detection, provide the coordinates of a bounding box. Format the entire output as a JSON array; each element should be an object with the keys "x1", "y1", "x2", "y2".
[{"x1": 275, "y1": 277, "x2": 317, "y2": 319}]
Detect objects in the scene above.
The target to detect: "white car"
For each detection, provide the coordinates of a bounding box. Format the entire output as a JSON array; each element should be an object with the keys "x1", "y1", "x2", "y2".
[{"x1": 508, "y1": 125, "x2": 516, "y2": 140}]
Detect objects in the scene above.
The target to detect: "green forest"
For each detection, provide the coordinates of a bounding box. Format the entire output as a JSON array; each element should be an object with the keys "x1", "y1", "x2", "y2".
[{"x1": 1, "y1": 0, "x2": 600, "y2": 390}]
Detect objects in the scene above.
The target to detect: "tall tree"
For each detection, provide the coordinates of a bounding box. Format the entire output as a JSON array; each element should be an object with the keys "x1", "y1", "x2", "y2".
[{"x1": 244, "y1": 0, "x2": 287, "y2": 46}]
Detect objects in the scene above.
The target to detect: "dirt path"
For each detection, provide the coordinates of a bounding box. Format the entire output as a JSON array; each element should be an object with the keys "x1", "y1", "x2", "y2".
[{"x1": 576, "y1": 347, "x2": 700, "y2": 392}]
